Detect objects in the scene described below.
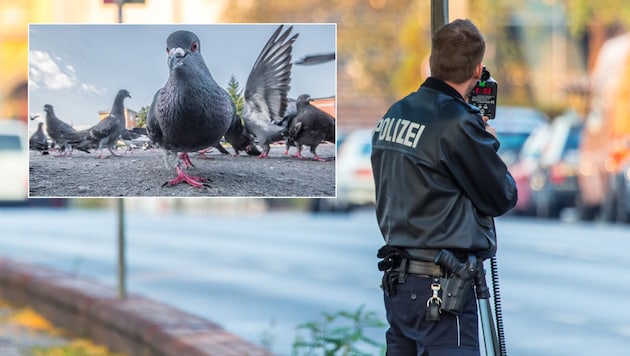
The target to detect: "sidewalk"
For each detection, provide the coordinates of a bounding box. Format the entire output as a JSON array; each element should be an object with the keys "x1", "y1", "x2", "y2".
[{"x1": 0, "y1": 257, "x2": 273, "y2": 356}]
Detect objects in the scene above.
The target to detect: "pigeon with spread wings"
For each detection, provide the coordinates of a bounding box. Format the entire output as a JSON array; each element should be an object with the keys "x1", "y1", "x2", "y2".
[{"x1": 241, "y1": 26, "x2": 298, "y2": 158}]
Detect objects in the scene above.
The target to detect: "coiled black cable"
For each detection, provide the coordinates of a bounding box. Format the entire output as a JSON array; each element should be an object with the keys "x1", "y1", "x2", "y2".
[{"x1": 490, "y1": 256, "x2": 507, "y2": 355}]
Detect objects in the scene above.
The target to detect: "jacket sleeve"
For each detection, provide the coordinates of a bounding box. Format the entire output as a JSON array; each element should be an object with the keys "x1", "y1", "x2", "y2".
[{"x1": 441, "y1": 114, "x2": 518, "y2": 217}]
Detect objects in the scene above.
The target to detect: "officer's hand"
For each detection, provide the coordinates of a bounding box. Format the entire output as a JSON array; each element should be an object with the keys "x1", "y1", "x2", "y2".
[{"x1": 482, "y1": 116, "x2": 497, "y2": 138}]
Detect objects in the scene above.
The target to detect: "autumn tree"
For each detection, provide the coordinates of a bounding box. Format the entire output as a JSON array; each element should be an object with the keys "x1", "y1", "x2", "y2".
[
  {"x1": 221, "y1": 0, "x2": 431, "y2": 104},
  {"x1": 564, "y1": 0, "x2": 630, "y2": 69}
]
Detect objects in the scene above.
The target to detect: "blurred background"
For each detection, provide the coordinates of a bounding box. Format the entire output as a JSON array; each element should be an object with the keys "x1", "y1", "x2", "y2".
[{"x1": 2, "y1": 0, "x2": 630, "y2": 355}]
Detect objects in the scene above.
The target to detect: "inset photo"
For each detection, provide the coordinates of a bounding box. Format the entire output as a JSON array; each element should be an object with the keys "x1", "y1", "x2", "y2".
[{"x1": 28, "y1": 23, "x2": 336, "y2": 198}]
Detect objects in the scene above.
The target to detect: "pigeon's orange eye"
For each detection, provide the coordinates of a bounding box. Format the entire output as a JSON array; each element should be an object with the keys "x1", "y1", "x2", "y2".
[{"x1": 191, "y1": 42, "x2": 198, "y2": 52}]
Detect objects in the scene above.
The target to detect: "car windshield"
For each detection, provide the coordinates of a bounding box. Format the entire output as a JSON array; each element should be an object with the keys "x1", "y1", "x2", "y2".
[
  {"x1": 0, "y1": 135, "x2": 22, "y2": 151},
  {"x1": 561, "y1": 125, "x2": 583, "y2": 157},
  {"x1": 497, "y1": 132, "x2": 530, "y2": 154}
]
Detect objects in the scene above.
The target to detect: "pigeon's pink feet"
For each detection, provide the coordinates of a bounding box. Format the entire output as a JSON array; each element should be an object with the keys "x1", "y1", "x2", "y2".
[
  {"x1": 313, "y1": 155, "x2": 326, "y2": 162},
  {"x1": 178, "y1": 152, "x2": 195, "y2": 168},
  {"x1": 164, "y1": 165, "x2": 207, "y2": 188},
  {"x1": 258, "y1": 151, "x2": 269, "y2": 159},
  {"x1": 293, "y1": 152, "x2": 303, "y2": 159},
  {"x1": 197, "y1": 147, "x2": 214, "y2": 160}
]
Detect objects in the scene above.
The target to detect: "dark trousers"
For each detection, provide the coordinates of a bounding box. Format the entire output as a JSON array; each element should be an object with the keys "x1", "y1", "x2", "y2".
[{"x1": 384, "y1": 274, "x2": 480, "y2": 356}]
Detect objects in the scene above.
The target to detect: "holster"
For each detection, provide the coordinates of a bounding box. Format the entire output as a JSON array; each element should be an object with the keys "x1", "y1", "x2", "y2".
[{"x1": 434, "y1": 250, "x2": 478, "y2": 315}]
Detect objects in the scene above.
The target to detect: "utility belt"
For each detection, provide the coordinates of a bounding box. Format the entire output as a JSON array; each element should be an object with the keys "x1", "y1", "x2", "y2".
[
  {"x1": 378, "y1": 245, "x2": 490, "y2": 321},
  {"x1": 394, "y1": 259, "x2": 444, "y2": 277}
]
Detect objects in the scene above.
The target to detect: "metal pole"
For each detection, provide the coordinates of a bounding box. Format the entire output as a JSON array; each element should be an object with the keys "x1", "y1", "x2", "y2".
[
  {"x1": 431, "y1": 0, "x2": 449, "y2": 34},
  {"x1": 117, "y1": 198, "x2": 127, "y2": 299},
  {"x1": 116, "y1": 0, "x2": 124, "y2": 23},
  {"x1": 478, "y1": 298, "x2": 499, "y2": 356}
]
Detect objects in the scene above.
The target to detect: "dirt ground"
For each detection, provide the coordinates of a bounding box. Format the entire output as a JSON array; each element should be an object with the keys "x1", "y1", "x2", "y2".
[{"x1": 28, "y1": 143, "x2": 336, "y2": 198}]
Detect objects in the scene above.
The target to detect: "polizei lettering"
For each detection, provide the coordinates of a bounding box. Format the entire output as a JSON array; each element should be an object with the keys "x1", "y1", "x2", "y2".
[{"x1": 374, "y1": 118, "x2": 425, "y2": 149}]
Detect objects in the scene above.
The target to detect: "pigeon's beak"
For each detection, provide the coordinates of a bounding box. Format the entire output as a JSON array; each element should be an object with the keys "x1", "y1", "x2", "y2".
[{"x1": 168, "y1": 47, "x2": 188, "y2": 70}]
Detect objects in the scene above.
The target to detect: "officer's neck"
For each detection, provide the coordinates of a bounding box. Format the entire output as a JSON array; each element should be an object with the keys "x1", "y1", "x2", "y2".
[{"x1": 444, "y1": 78, "x2": 478, "y2": 101}]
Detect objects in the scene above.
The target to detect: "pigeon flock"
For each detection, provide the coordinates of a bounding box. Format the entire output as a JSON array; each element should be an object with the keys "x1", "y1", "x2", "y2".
[{"x1": 28, "y1": 25, "x2": 336, "y2": 189}]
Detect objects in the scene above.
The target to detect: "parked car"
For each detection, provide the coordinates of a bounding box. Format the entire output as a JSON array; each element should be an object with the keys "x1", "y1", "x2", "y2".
[
  {"x1": 0, "y1": 119, "x2": 28, "y2": 204},
  {"x1": 335, "y1": 128, "x2": 374, "y2": 209},
  {"x1": 311, "y1": 128, "x2": 374, "y2": 212},
  {"x1": 509, "y1": 122, "x2": 551, "y2": 215},
  {"x1": 493, "y1": 106, "x2": 548, "y2": 167},
  {"x1": 529, "y1": 111, "x2": 583, "y2": 218}
]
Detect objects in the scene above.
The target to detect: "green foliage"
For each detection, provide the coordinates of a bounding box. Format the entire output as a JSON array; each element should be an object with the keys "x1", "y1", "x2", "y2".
[
  {"x1": 292, "y1": 305, "x2": 387, "y2": 356},
  {"x1": 226, "y1": 75, "x2": 245, "y2": 117},
  {"x1": 135, "y1": 106, "x2": 149, "y2": 128}
]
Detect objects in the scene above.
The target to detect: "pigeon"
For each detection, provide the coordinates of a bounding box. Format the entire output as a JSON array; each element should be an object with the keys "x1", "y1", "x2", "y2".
[
  {"x1": 223, "y1": 114, "x2": 261, "y2": 156},
  {"x1": 241, "y1": 25, "x2": 299, "y2": 158},
  {"x1": 43, "y1": 104, "x2": 87, "y2": 157},
  {"x1": 76, "y1": 89, "x2": 131, "y2": 158},
  {"x1": 120, "y1": 128, "x2": 144, "y2": 154},
  {"x1": 285, "y1": 94, "x2": 335, "y2": 161},
  {"x1": 29, "y1": 122, "x2": 49, "y2": 154},
  {"x1": 147, "y1": 30, "x2": 234, "y2": 188}
]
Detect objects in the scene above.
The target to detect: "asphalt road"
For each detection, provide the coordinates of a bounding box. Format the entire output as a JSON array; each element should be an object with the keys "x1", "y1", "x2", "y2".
[
  {"x1": 28, "y1": 144, "x2": 336, "y2": 198},
  {"x1": 0, "y1": 208, "x2": 629, "y2": 355}
]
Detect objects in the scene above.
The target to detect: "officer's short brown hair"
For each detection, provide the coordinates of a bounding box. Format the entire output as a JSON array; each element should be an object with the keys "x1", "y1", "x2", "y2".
[{"x1": 429, "y1": 19, "x2": 485, "y2": 84}]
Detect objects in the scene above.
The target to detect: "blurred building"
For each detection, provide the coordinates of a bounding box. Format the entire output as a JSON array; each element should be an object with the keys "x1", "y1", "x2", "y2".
[{"x1": 98, "y1": 108, "x2": 139, "y2": 129}]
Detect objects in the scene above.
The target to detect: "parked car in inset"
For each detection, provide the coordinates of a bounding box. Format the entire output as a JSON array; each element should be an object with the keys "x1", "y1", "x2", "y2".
[{"x1": 529, "y1": 111, "x2": 583, "y2": 218}]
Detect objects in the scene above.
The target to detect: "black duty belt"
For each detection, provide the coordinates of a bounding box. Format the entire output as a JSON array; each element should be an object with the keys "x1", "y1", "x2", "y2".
[{"x1": 395, "y1": 259, "x2": 444, "y2": 277}]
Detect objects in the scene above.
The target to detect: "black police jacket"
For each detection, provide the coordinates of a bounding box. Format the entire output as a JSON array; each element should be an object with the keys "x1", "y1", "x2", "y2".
[{"x1": 371, "y1": 78, "x2": 517, "y2": 259}]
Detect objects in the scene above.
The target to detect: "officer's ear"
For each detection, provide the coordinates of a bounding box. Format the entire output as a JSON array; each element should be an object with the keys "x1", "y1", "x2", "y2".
[{"x1": 473, "y1": 63, "x2": 483, "y2": 80}]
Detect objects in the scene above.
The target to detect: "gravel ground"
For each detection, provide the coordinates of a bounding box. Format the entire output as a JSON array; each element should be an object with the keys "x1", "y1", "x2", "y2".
[{"x1": 29, "y1": 143, "x2": 336, "y2": 198}]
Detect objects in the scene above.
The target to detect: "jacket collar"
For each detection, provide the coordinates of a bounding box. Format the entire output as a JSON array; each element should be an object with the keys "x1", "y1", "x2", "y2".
[{"x1": 421, "y1": 77, "x2": 465, "y2": 102}]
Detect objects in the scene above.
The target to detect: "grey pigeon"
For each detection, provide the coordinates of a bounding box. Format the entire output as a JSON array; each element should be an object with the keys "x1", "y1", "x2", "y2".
[
  {"x1": 241, "y1": 25, "x2": 299, "y2": 158},
  {"x1": 76, "y1": 89, "x2": 131, "y2": 158},
  {"x1": 43, "y1": 104, "x2": 86, "y2": 157},
  {"x1": 223, "y1": 114, "x2": 261, "y2": 156},
  {"x1": 29, "y1": 122, "x2": 49, "y2": 154},
  {"x1": 147, "y1": 30, "x2": 234, "y2": 188},
  {"x1": 286, "y1": 94, "x2": 335, "y2": 161},
  {"x1": 120, "y1": 128, "x2": 146, "y2": 154}
]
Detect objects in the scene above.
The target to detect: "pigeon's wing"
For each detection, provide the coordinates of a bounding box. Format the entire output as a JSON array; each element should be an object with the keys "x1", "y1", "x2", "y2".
[
  {"x1": 55, "y1": 117, "x2": 78, "y2": 134},
  {"x1": 121, "y1": 129, "x2": 140, "y2": 140},
  {"x1": 288, "y1": 121, "x2": 303, "y2": 141},
  {"x1": 146, "y1": 89, "x2": 163, "y2": 147},
  {"x1": 29, "y1": 133, "x2": 38, "y2": 150},
  {"x1": 88, "y1": 116, "x2": 117, "y2": 140},
  {"x1": 244, "y1": 25, "x2": 299, "y2": 124}
]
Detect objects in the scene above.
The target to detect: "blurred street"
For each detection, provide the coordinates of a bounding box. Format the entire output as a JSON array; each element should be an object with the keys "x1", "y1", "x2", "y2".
[{"x1": 0, "y1": 207, "x2": 628, "y2": 355}]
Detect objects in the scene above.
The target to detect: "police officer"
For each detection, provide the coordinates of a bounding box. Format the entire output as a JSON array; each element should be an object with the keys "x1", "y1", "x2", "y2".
[{"x1": 371, "y1": 19, "x2": 517, "y2": 355}]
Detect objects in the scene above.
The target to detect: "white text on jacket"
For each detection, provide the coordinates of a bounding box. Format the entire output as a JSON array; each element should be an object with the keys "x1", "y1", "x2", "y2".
[{"x1": 374, "y1": 118, "x2": 425, "y2": 148}]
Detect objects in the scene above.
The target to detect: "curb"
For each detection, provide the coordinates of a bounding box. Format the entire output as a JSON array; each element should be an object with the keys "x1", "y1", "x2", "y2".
[{"x1": 0, "y1": 257, "x2": 274, "y2": 356}]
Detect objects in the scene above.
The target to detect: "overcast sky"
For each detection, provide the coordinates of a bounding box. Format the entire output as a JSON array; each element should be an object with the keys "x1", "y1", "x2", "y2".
[{"x1": 28, "y1": 23, "x2": 336, "y2": 130}]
